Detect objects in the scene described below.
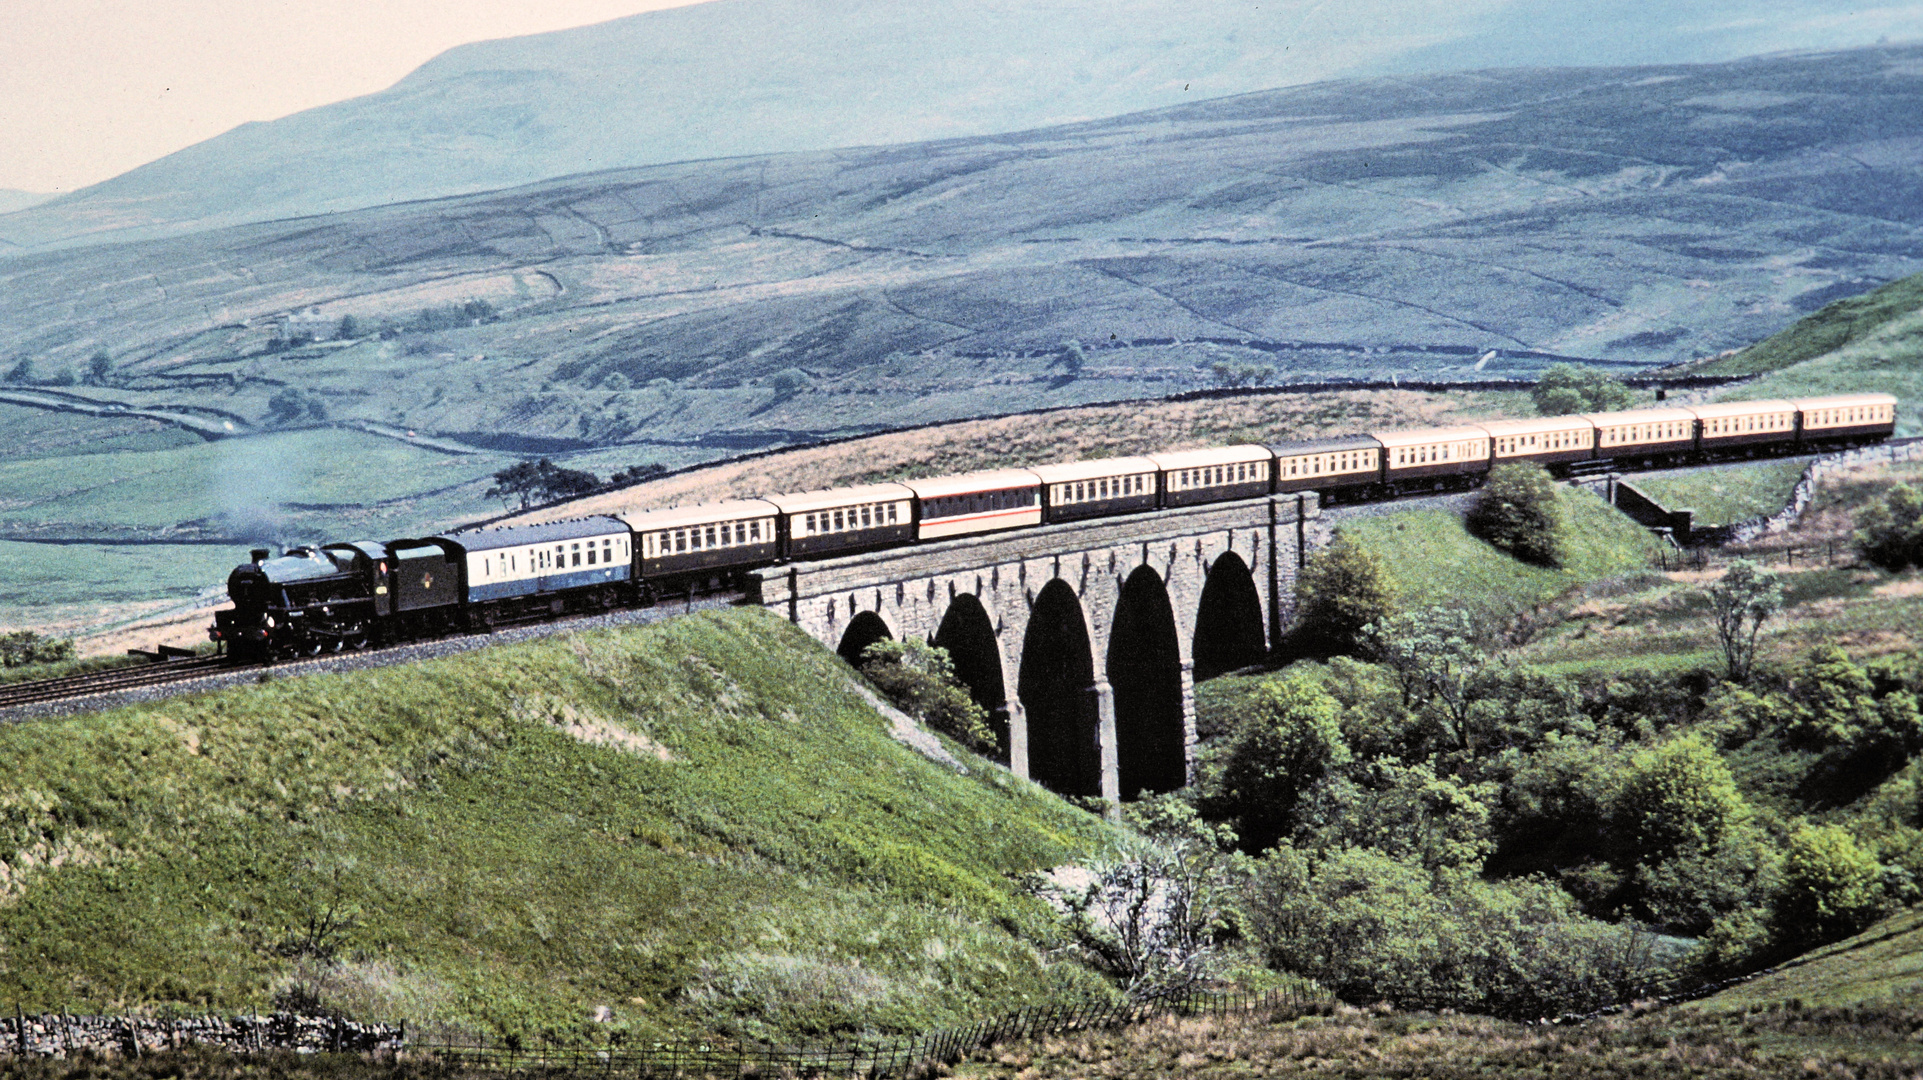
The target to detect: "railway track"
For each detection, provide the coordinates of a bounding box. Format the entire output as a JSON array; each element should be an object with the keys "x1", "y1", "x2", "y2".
[
  {"x1": 0, "y1": 593, "x2": 746, "y2": 715},
  {"x1": 0, "y1": 655, "x2": 240, "y2": 710}
]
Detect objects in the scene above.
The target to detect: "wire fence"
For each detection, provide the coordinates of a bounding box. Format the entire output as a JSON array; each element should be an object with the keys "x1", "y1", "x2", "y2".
[
  {"x1": 1653, "y1": 540, "x2": 1856, "y2": 574},
  {"x1": 413, "y1": 980, "x2": 1329, "y2": 1078}
]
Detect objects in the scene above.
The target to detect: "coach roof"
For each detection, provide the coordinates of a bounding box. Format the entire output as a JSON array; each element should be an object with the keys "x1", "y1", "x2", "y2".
[
  {"x1": 1267, "y1": 435, "x2": 1381, "y2": 457},
  {"x1": 901, "y1": 469, "x2": 1042, "y2": 500},
  {"x1": 763, "y1": 483, "x2": 915, "y2": 515},
  {"x1": 1029, "y1": 457, "x2": 1160, "y2": 484},
  {"x1": 442, "y1": 515, "x2": 632, "y2": 553},
  {"x1": 616, "y1": 500, "x2": 781, "y2": 532}
]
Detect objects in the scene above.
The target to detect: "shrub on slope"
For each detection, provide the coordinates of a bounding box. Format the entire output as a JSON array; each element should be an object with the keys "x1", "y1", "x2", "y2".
[{"x1": 0, "y1": 610, "x2": 1113, "y2": 1042}]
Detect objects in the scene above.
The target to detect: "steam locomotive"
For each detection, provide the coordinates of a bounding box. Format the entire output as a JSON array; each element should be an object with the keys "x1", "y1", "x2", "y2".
[{"x1": 211, "y1": 392, "x2": 1898, "y2": 661}]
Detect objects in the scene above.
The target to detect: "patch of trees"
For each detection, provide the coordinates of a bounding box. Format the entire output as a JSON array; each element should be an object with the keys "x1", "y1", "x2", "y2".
[
  {"x1": 1172, "y1": 607, "x2": 1923, "y2": 1014},
  {"x1": 483, "y1": 459, "x2": 669, "y2": 509},
  {"x1": 0, "y1": 630, "x2": 74, "y2": 668},
  {"x1": 2, "y1": 359, "x2": 79, "y2": 386},
  {"x1": 485, "y1": 459, "x2": 602, "y2": 509},
  {"x1": 265, "y1": 388, "x2": 328, "y2": 424},
  {"x1": 1532, "y1": 363, "x2": 1634, "y2": 415},
  {"x1": 1210, "y1": 360, "x2": 1274, "y2": 388},
  {"x1": 858, "y1": 638, "x2": 996, "y2": 752}
]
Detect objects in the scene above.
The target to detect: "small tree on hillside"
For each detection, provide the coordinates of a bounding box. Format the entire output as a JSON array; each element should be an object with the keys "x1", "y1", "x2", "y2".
[
  {"x1": 86, "y1": 350, "x2": 113, "y2": 385},
  {"x1": 1203, "y1": 673, "x2": 1350, "y2": 853},
  {"x1": 1854, "y1": 483, "x2": 1923, "y2": 571},
  {"x1": 1053, "y1": 340, "x2": 1088, "y2": 380},
  {"x1": 1292, "y1": 533, "x2": 1397, "y2": 655},
  {"x1": 1533, "y1": 363, "x2": 1634, "y2": 415},
  {"x1": 1466, "y1": 462, "x2": 1566, "y2": 566},
  {"x1": 485, "y1": 458, "x2": 602, "y2": 509},
  {"x1": 766, "y1": 367, "x2": 812, "y2": 399},
  {"x1": 1706, "y1": 560, "x2": 1782, "y2": 683}
]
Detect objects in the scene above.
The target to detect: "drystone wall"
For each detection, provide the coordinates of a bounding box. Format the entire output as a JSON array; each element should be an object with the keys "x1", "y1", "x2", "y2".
[
  {"x1": 0, "y1": 1012, "x2": 403, "y2": 1058},
  {"x1": 1729, "y1": 440, "x2": 1923, "y2": 544}
]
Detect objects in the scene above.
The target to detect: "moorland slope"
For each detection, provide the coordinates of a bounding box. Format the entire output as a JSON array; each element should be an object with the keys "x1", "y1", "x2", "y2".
[{"x1": 0, "y1": 609, "x2": 1118, "y2": 1041}]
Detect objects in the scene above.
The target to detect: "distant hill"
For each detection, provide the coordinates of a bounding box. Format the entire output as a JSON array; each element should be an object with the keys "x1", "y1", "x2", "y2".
[
  {"x1": 1, "y1": 46, "x2": 1921, "y2": 473},
  {"x1": 0, "y1": 191, "x2": 50, "y2": 216},
  {"x1": 4, "y1": 0, "x2": 1921, "y2": 251}
]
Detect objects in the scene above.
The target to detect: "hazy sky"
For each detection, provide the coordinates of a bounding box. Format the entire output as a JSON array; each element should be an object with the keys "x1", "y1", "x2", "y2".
[{"x1": 0, "y1": 0, "x2": 701, "y2": 194}]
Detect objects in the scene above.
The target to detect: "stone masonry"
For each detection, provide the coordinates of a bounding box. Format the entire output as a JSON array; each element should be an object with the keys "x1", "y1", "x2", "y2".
[{"x1": 750, "y1": 494, "x2": 1318, "y2": 803}]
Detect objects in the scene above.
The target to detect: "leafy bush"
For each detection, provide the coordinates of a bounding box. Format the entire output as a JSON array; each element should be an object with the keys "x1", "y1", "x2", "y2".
[
  {"x1": 0, "y1": 630, "x2": 74, "y2": 668},
  {"x1": 767, "y1": 368, "x2": 813, "y2": 397},
  {"x1": 1198, "y1": 674, "x2": 1348, "y2": 853},
  {"x1": 1293, "y1": 758, "x2": 1496, "y2": 875},
  {"x1": 859, "y1": 639, "x2": 996, "y2": 752},
  {"x1": 1291, "y1": 534, "x2": 1397, "y2": 655},
  {"x1": 1532, "y1": 363, "x2": 1634, "y2": 415},
  {"x1": 1031, "y1": 798, "x2": 1246, "y2": 997},
  {"x1": 1466, "y1": 462, "x2": 1565, "y2": 567},
  {"x1": 1775, "y1": 822, "x2": 1888, "y2": 946},
  {"x1": 1242, "y1": 845, "x2": 1660, "y2": 1018},
  {"x1": 1613, "y1": 735, "x2": 1751, "y2": 863},
  {"x1": 1854, "y1": 482, "x2": 1923, "y2": 570}
]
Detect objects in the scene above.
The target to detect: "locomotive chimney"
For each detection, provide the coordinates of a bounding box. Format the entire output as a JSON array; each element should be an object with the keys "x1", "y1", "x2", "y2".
[{"x1": 250, "y1": 548, "x2": 270, "y2": 564}]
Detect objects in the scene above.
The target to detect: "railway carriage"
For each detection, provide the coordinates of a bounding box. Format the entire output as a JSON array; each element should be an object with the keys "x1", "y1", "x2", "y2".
[
  {"x1": 903, "y1": 470, "x2": 1043, "y2": 541},
  {"x1": 452, "y1": 516, "x2": 634, "y2": 620},
  {"x1": 1373, "y1": 426, "x2": 1493, "y2": 493},
  {"x1": 1793, "y1": 393, "x2": 1899, "y2": 448},
  {"x1": 1587, "y1": 407, "x2": 1697, "y2": 467},
  {"x1": 1148, "y1": 446, "x2": 1272, "y2": 507},
  {"x1": 1268, "y1": 436, "x2": 1381, "y2": 500},
  {"x1": 1688, "y1": 399, "x2": 1798, "y2": 456},
  {"x1": 621, "y1": 501, "x2": 779, "y2": 590},
  {"x1": 1033, "y1": 457, "x2": 1159, "y2": 523},
  {"x1": 1479, "y1": 415, "x2": 1595, "y2": 469},
  {"x1": 766, "y1": 483, "x2": 915, "y2": 557}
]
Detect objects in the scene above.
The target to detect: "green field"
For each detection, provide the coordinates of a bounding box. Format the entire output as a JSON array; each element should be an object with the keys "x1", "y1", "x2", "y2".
[
  {"x1": 0, "y1": 427, "x2": 514, "y2": 541},
  {"x1": 0, "y1": 540, "x2": 239, "y2": 633},
  {"x1": 0, "y1": 609, "x2": 1115, "y2": 1042}
]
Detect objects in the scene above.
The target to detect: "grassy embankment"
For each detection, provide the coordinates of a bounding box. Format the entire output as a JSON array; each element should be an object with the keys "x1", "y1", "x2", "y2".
[{"x1": 0, "y1": 609, "x2": 1120, "y2": 1044}]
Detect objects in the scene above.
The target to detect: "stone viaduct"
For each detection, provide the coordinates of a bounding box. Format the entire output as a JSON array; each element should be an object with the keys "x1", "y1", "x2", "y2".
[{"x1": 748, "y1": 494, "x2": 1321, "y2": 805}]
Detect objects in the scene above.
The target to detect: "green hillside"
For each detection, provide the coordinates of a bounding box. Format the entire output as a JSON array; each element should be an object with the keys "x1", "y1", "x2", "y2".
[
  {"x1": 0, "y1": 609, "x2": 1115, "y2": 1042},
  {"x1": 1687, "y1": 906, "x2": 1923, "y2": 1013},
  {"x1": 1335, "y1": 483, "x2": 1663, "y2": 618},
  {"x1": 1694, "y1": 271, "x2": 1923, "y2": 377}
]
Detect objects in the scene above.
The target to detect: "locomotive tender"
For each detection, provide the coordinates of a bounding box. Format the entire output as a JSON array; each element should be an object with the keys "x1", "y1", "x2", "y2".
[{"x1": 212, "y1": 392, "x2": 1898, "y2": 660}]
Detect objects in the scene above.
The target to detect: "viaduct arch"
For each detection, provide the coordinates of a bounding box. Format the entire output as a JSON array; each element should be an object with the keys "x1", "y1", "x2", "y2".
[{"x1": 751, "y1": 494, "x2": 1318, "y2": 805}]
